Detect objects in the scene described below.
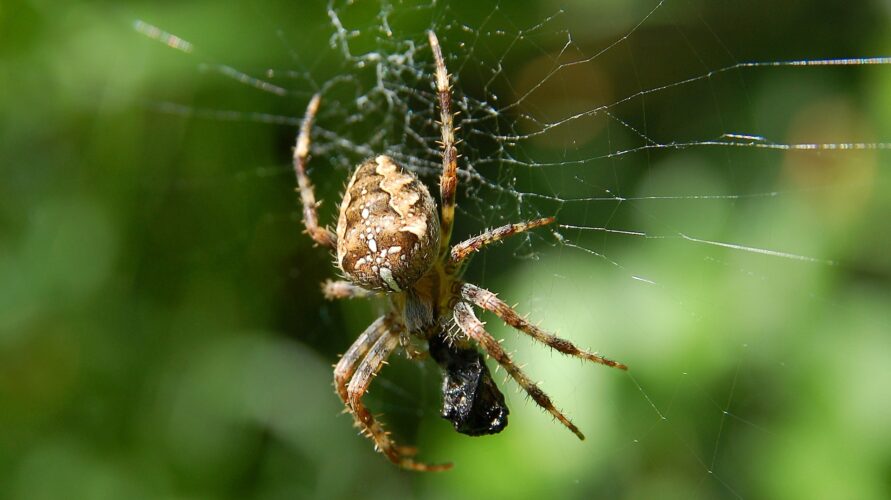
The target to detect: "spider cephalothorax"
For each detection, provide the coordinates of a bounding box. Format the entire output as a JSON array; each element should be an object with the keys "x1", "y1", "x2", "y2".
[{"x1": 292, "y1": 31, "x2": 627, "y2": 471}]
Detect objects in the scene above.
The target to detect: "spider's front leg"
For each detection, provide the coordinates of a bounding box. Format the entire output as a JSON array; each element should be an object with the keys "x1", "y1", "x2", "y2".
[
  {"x1": 335, "y1": 315, "x2": 452, "y2": 472},
  {"x1": 452, "y1": 302, "x2": 586, "y2": 440},
  {"x1": 293, "y1": 94, "x2": 337, "y2": 249},
  {"x1": 334, "y1": 316, "x2": 388, "y2": 403},
  {"x1": 460, "y1": 283, "x2": 627, "y2": 370}
]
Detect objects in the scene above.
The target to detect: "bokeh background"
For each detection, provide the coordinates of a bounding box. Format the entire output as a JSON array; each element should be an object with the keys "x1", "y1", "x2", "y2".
[{"x1": 2, "y1": 0, "x2": 890, "y2": 498}]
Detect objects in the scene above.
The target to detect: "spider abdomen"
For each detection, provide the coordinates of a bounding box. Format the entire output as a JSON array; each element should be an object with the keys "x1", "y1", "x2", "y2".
[{"x1": 335, "y1": 155, "x2": 440, "y2": 292}]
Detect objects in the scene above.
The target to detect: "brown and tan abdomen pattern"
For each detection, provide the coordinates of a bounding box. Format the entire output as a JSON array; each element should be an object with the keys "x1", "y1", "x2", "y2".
[{"x1": 336, "y1": 156, "x2": 440, "y2": 292}]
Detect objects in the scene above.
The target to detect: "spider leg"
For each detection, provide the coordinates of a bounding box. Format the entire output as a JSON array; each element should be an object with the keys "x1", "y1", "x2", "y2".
[
  {"x1": 453, "y1": 301, "x2": 586, "y2": 440},
  {"x1": 428, "y1": 31, "x2": 458, "y2": 257},
  {"x1": 343, "y1": 318, "x2": 453, "y2": 472},
  {"x1": 334, "y1": 316, "x2": 389, "y2": 404},
  {"x1": 322, "y1": 280, "x2": 375, "y2": 301},
  {"x1": 459, "y1": 283, "x2": 627, "y2": 370},
  {"x1": 448, "y1": 217, "x2": 556, "y2": 269},
  {"x1": 293, "y1": 93, "x2": 337, "y2": 248}
]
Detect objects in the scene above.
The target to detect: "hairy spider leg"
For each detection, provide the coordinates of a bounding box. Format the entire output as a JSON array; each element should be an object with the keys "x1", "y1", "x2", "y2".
[
  {"x1": 345, "y1": 323, "x2": 453, "y2": 472},
  {"x1": 453, "y1": 302, "x2": 585, "y2": 440},
  {"x1": 294, "y1": 93, "x2": 337, "y2": 248},
  {"x1": 322, "y1": 280, "x2": 376, "y2": 301},
  {"x1": 459, "y1": 283, "x2": 628, "y2": 370},
  {"x1": 428, "y1": 31, "x2": 458, "y2": 258},
  {"x1": 448, "y1": 217, "x2": 556, "y2": 270},
  {"x1": 334, "y1": 315, "x2": 389, "y2": 403},
  {"x1": 334, "y1": 316, "x2": 427, "y2": 466}
]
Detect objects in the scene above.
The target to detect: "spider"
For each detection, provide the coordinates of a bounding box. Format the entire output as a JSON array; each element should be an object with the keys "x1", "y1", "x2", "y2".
[{"x1": 292, "y1": 31, "x2": 627, "y2": 471}]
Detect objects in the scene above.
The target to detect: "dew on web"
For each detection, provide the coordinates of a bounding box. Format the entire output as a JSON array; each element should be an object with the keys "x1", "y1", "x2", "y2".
[{"x1": 134, "y1": 0, "x2": 890, "y2": 496}]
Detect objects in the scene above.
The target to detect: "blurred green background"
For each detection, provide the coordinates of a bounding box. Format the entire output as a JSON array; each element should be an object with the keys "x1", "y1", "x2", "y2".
[{"x1": 2, "y1": 0, "x2": 890, "y2": 499}]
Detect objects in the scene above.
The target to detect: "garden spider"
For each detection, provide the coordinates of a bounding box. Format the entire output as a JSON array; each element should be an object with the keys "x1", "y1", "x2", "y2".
[{"x1": 292, "y1": 31, "x2": 627, "y2": 471}]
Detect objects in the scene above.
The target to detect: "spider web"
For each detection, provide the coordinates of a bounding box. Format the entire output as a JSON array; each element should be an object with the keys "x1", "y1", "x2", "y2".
[{"x1": 133, "y1": 0, "x2": 891, "y2": 497}]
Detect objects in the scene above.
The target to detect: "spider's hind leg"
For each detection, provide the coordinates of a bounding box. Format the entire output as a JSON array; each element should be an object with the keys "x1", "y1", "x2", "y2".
[
  {"x1": 293, "y1": 94, "x2": 337, "y2": 249},
  {"x1": 428, "y1": 31, "x2": 459, "y2": 257},
  {"x1": 453, "y1": 301, "x2": 586, "y2": 440}
]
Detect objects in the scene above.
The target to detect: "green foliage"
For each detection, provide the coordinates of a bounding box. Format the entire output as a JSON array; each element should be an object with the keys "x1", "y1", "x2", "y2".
[{"x1": 1, "y1": 1, "x2": 889, "y2": 499}]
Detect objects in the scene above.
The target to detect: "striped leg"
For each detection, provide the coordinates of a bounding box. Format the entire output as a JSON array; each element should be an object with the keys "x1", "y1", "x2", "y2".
[
  {"x1": 453, "y1": 302, "x2": 585, "y2": 440},
  {"x1": 293, "y1": 93, "x2": 337, "y2": 248},
  {"x1": 428, "y1": 31, "x2": 458, "y2": 257},
  {"x1": 459, "y1": 283, "x2": 627, "y2": 371},
  {"x1": 448, "y1": 217, "x2": 556, "y2": 268},
  {"x1": 345, "y1": 326, "x2": 452, "y2": 472},
  {"x1": 333, "y1": 316, "x2": 389, "y2": 404}
]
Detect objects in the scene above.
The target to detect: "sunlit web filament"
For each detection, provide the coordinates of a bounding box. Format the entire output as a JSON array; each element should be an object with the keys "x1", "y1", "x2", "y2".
[
  {"x1": 560, "y1": 225, "x2": 837, "y2": 266},
  {"x1": 133, "y1": 19, "x2": 287, "y2": 96},
  {"x1": 133, "y1": 20, "x2": 194, "y2": 53}
]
